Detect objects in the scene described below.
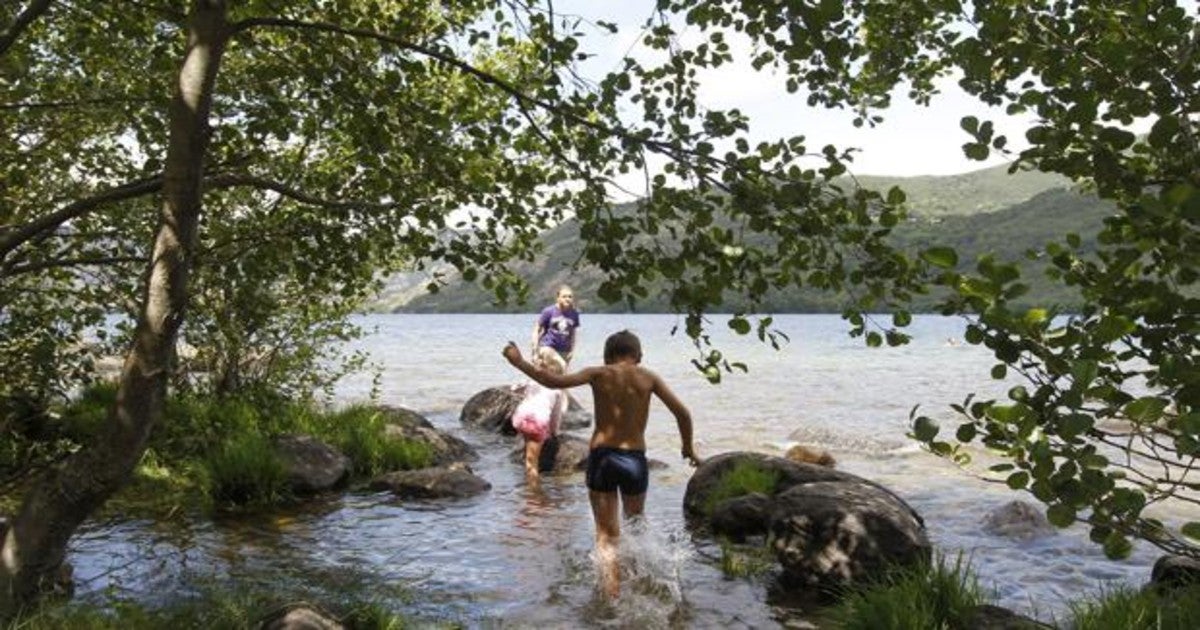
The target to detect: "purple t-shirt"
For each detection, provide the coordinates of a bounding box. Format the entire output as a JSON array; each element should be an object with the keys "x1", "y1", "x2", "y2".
[{"x1": 537, "y1": 305, "x2": 580, "y2": 354}]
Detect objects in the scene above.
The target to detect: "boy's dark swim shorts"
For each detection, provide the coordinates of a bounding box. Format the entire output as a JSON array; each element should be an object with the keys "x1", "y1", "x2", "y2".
[{"x1": 586, "y1": 446, "x2": 649, "y2": 495}]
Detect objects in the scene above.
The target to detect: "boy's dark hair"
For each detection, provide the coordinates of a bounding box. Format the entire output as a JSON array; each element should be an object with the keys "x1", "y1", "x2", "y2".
[{"x1": 604, "y1": 330, "x2": 642, "y2": 363}]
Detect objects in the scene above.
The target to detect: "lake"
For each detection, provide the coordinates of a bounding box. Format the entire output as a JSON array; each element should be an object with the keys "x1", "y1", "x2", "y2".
[{"x1": 68, "y1": 313, "x2": 1182, "y2": 627}]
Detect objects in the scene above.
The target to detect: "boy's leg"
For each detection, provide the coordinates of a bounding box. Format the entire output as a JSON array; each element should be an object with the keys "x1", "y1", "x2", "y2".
[
  {"x1": 622, "y1": 492, "x2": 646, "y2": 520},
  {"x1": 589, "y1": 489, "x2": 622, "y2": 598},
  {"x1": 524, "y1": 439, "x2": 542, "y2": 484}
]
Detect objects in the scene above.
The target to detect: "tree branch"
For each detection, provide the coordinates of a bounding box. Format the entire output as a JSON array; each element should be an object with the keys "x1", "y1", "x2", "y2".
[
  {"x1": 228, "y1": 16, "x2": 727, "y2": 173},
  {"x1": 0, "y1": 0, "x2": 55, "y2": 58},
  {"x1": 0, "y1": 176, "x2": 163, "y2": 262},
  {"x1": 205, "y1": 172, "x2": 403, "y2": 212},
  {"x1": 0, "y1": 97, "x2": 158, "y2": 112},
  {"x1": 3, "y1": 256, "x2": 146, "y2": 278}
]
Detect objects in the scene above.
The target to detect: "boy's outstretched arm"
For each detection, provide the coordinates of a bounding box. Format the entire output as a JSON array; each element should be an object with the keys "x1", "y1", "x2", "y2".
[
  {"x1": 502, "y1": 342, "x2": 591, "y2": 389},
  {"x1": 652, "y1": 374, "x2": 701, "y2": 466}
]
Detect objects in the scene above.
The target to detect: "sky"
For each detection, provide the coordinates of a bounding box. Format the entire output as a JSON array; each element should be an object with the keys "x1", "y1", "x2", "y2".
[{"x1": 552, "y1": 1, "x2": 1036, "y2": 179}]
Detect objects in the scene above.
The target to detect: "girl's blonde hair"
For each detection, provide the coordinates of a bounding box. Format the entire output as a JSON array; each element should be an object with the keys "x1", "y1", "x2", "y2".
[{"x1": 535, "y1": 347, "x2": 567, "y2": 375}]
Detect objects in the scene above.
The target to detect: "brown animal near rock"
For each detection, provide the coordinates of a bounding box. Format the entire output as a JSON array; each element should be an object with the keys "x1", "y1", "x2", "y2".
[{"x1": 785, "y1": 444, "x2": 836, "y2": 468}]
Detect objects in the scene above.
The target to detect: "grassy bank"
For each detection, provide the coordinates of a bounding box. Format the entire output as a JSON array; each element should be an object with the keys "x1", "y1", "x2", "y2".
[{"x1": 51, "y1": 383, "x2": 434, "y2": 515}]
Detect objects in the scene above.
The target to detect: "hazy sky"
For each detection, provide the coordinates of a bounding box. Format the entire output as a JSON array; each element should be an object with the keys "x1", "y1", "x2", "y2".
[{"x1": 553, "y1": 1, "x2": 1034, "y2": 178}]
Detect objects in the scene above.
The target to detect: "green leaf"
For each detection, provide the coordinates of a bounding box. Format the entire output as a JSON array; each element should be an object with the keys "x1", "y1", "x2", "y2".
[
  {"x1": 912, "y1": 416, "x2": 939, "y2": 442},
  {"x1": 921, "y1": 247, "x2": 959, "y2": 269},
  {"x1": 1123, "y1": 397, "x2": 1168, "y2": 424},
  {"x1": 1182, "y1": 522, "x2": 1200, "y2": 542},
  {"x1": 990, "y1": 364, "x2": 1007, "y2": 379},
  {"x1": 955, "y1": 423, "x2": 977, "y2": 442},
  {"x1": 963, "y1": 142, "x2": 990, "y2": 160},
  {"x1": 1047, "y1": 504, "x2": 1076, "y2": 528},
  {"x1": 1093, "y1": 315, "x2": 1135, "y2": 343},
  {"x1": 1006, "y1": 471, "x2": 1029, "y2": 490},
  {"x1": 1102, "y1": 532, "x2": 1133, "y2": 560},
  {"x1": 728, "y1": 316, "x2": 751, "y2": 335},
  {"x1": 866, "y1": 331, "x2": 882, "y2": 347}
]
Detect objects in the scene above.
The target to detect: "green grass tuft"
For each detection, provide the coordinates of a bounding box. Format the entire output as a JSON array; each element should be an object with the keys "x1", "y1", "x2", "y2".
[
  {"x1": 315, "y1": 405, "x2": 434, "y2": 476},
  {"x1": 204, "y1": 432, "x2": 289, "y2": 507},
  {"x1": 718, "y1": 537, "x2": 775, "y2": 579},
  {"x1": 825, "y1": 554, "x2": 988, "y2": 630},
  {"x1": 1069, "y1": 582, "x2": 1200, "y2": 630},
  {"x1": 702, "y1": 460, "x2": 781, "y2": 516}
]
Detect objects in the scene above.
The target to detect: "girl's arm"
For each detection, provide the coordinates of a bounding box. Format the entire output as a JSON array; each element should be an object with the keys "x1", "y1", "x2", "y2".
[{"x1": 503, "y1": 342, "x2": 592, "y2": 388}]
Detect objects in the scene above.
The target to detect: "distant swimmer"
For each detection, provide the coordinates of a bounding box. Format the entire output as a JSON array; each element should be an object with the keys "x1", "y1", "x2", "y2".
[{"x1": 503, "y1": 330, "x2": 701, "y2": 599}]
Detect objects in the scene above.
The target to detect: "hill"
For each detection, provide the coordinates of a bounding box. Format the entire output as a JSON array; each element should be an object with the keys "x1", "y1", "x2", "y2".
[{"x1": 377, "y1": 165, "x2": 1105, "y2": 314}]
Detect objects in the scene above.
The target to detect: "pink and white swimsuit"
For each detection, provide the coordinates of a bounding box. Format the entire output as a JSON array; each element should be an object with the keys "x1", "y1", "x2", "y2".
[{"x1": 511, "y1": 382, "x2": 566, "y2": 443}]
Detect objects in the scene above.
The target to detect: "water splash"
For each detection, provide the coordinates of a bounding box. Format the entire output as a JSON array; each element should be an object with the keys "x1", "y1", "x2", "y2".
[{"x1": 584, "y1": 518, "x2": 694, "y2": 629}]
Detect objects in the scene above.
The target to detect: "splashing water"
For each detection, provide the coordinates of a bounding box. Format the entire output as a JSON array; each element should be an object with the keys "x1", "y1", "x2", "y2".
[{"x1": 583, "y1": 518, "x2": 695, "y2": 629}]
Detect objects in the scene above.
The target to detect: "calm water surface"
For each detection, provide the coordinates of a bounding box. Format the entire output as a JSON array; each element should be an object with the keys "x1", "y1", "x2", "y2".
[{"x1": 69, "y1": 314, "x2": 1187, "y2": 627}]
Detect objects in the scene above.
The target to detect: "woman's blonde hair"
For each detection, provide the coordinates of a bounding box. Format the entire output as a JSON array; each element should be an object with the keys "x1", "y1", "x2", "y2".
[{"x1": 535, "y1": 347, "x2": 567, "y2": 375}]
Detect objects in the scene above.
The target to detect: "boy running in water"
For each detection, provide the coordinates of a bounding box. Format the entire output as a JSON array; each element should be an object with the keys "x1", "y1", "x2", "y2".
[{"x1": 503, "y1": 330, "x2": 702, "y2": 598}]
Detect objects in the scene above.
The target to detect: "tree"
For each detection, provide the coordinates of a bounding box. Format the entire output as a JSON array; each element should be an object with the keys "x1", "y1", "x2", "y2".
[
  {"x1": 1, "y1": 0, "x2": 918, "y2": 614},
  {"x1": 698, "y1": 0, "x2": 1200, "y2": 559}
]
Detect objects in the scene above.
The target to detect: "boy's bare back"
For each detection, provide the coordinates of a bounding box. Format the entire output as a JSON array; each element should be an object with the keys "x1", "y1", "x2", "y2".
[{"x1": 585, "y1": 361, "x2": 664, "y2": 451}]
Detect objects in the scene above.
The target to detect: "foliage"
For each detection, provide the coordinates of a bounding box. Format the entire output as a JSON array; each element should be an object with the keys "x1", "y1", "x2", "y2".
[
  {"x1": 702, "y1": 460, "x2": 780, "y2": 516},
  {"x1": 893, "y1": 1, "x2": 1200, "y2": 559},
  {"x1": 825, "y1": 554, "x2": 988, "y2": 630},
  {"x1": 1068, "y1": 583, "x2": 1200, "y2": 630}
]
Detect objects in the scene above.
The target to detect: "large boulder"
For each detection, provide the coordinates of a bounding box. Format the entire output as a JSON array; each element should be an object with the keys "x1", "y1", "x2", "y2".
[
  {"x1": 769, "y1": 478, "x2": 931, "y2": 591},
  {"x1": 272, "y1": 435, "x2": 351, "y2": 495},
  {"x1": 684, "y1": 451, "x2": 929, "y2": 592},
  {"x1": 981, "y1": 500, "x2": 1055, "y2": 540},
  {"x1": 709, "y1": 492, "x2": 772, "y2": 542},
  {"x1": 962, "y1": 604, "x2": 1053, "y2": 629},
  {"x1": 683, "y1": 451, "x2": 855, "y2": 520},
  {"x1": 369, "y1": 465, "x2": 491, "y2": 499},
  {"x1": 559, "y1": 395, "x2": 593, "y2": 432},
  {"x1": 460, "y1": 386, "x2": 522, "y2": 434},
  {"x1": 1150, "y1": 554, "x2": 1200, "y2": 592},
  {"x1": 507, "y1": 433, "x2": 591, "y2": 474},
  {"x1": 376, "y1": 405, "x2": 477, "y2": 465}
]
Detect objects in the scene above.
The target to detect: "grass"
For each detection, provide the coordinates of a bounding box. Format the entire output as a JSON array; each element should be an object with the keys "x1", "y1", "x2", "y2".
[
  {"x1": 718, "y1": 537, "x2": 775, "y2": 579},
  {"x1": 204, "y1": 432, "x2": 290, "y2": 507},
  {"x1": 702, "y1": 459, "x2": 782, "y2": 516},
  {"x1": 44, "y1": 385, "x2": 441, "y2": 511},
  {"x1": 309, "y1": 405, "x2": 434, "y2": 477},
  {"x1": 823, "y1": 554, "x2": 989, "y2": 630},
  {"x1": 1068, "y1": 582, "x2": 1200, "y2": 630},
  {"x1": 4, "y1": 584, "x2": 425, "y2": 630}
]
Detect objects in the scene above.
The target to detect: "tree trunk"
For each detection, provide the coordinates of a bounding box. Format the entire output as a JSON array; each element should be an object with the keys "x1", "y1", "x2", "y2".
[{"x1": 0, "y1": 1, "x2": 229, "y2": 618}]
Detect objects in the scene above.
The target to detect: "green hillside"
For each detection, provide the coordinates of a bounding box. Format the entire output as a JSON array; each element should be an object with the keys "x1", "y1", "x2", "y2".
[
  {"x1": 852, "y1": 164, "x2": 1069, "y2": 217},
  {"x1": 383, "y1": 166, "x2": 1106, "y2": 314}
]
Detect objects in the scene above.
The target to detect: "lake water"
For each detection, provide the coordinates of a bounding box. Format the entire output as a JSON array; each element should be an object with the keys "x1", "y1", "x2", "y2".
[{"x1": 67, "y1": 314, "x2": 1187, "y2": 627}]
